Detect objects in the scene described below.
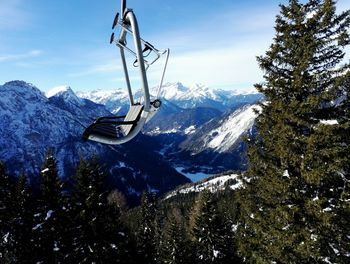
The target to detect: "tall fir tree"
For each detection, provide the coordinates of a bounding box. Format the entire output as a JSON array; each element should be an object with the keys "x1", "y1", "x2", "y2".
[
  {"x1": 70, "y1": 155, "x2": 132, "y2": 263},
  {"x1": 8, "y1": 174, "x2": 36, "y2": 263},
  {"x1": 136, "y1": 192, "x2": 158, "y2": 264},
  {"x1": 236, "y1": 0, "x2": 350, "y2": 263},
  {"x1": 0, "y1": 162, "x2": 14, "y2": 263},
  {"x1": 32, "y1": 149, "x2": 67, "y2": 263},
  {"x1": 191, "y1": 191, "x2": 233, "y2": 264},
  {"x1": 159, "y1": 207, "x2": 193, "y2": 264}
]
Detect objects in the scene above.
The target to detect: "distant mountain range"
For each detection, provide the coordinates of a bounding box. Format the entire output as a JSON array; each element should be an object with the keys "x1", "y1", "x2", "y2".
[
  {"x1": 0, "y1": 81, "x2": 189, "y2": 203},
  {"x1": 77, "y1": 82, "x2": 262, "y2": 113},
  {"x1": 0, "y1": 80, "x2": 263, "y2": 200}
]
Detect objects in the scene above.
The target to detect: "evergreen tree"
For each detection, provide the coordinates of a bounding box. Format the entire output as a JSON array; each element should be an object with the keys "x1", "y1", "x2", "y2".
[
  {"x1": 9, "y1": 174, "x2": 36, "y2": 263},
  {"x1": 237, "y1": 0, "x2": 350, "y2": 263},
  {"x1": 105, "y1": 189, "x2": 136, "y2": 264},
  {"x1": 32, "y1": 150, "x2": 66, "y2": 263},
  {"x1": 160, "y1": 208, "x2": 193, "y2": 264},
  {"x1": 40, "y1": 149, "x2": 62, "y2": 209},
  {"x1": 0, "y1": 162, "x2": 14, "y2": 263},
  {"x1": 70, "y1": 155, "x2": 132, "y2": 263},
  {"x1": 136, "y1": 192, "x2": 158, "y2": 264},
  {"x1": 191, "y1": 191, "x2": 232, "y2": 264}
]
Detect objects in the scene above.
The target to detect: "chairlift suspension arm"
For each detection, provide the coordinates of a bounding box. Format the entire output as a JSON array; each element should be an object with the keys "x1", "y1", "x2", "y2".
[
  {"x1": 119, "y1": 30, "x2": 134, "y2": 105},
  {"x1": 119, "y1": 10, "x2": 151, "y2": 111}
]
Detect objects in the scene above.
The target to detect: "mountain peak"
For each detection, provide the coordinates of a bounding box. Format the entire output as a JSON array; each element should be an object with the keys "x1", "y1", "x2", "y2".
[
  {"x1": 46, "y1": 85, "x2": 73, "y2": 98},
  {"x1": 47, "y1": 85, "x2": 83, "y2": 106},
  {"x1": 2, "y1": 80, "x2": 46, "y2": 101},
  {"x1": 77, "y1": 88, "x2": 127, "y2": 104},
  {"x1": 4, "y1": 80, "x2": 36, "y2": 88}
]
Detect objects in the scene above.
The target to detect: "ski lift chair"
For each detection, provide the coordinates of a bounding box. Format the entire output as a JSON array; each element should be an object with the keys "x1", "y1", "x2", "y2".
[{"x1": 83, "y1": 0, "x2": 169, "y2": 145}]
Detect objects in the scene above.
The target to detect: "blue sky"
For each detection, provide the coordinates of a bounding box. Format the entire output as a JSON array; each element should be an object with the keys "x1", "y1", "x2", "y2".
[{"x1": 1, "y1": 0, "x2": 350, "y2": 93}]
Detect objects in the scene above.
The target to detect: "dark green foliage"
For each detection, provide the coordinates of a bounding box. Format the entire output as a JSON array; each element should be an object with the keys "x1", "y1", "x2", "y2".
[
  {"x1": 69, "y1": 155, "x2": 133, "y2": 263},
  {"x1": 39, "y1": 149, "x2": 62, "y2": 209},
  {"x1": 135, "y1": 192, "x2": 159, "y2": 264},
  {"x1": 237, "y1": 0, "x2": 350, "y2": 263},
  {"x1": 0, "y1": 153, "x2": 245, "y2": 264},
  {"x1": 190, "y1": 191, "x2": 241, "y2": 264},
  {"x1": 0, "y1": 162, "x2": 14, "y2": 263},
  {"x1": 159, "y1": 208, "x2": 194, "y2": 264},
  {"x1": 9, "y1": 174, "x2": 35, "y2": 263},
  {"x1": 32, "y1": 149, "x2": 67, "y2": 263}
]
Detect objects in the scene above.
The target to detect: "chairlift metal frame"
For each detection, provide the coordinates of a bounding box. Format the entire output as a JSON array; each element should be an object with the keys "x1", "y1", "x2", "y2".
[{"x1": 83, "y1": 0, "x2": 169, "y2": 145}]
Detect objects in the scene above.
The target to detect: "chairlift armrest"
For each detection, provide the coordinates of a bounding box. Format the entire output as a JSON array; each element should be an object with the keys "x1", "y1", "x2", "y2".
[
  {"x1": 95, "y1": 115, "x2": 127, "y2": 122},
  {"x1": 93, "y1": 120, "x2": 136, "y2": 126},
  {"x1": 85, "y1": 119, "x2": 137, "y2": 135},
  {"x1": 83, "y1": 119, "x2": 137, "y2": 141}
]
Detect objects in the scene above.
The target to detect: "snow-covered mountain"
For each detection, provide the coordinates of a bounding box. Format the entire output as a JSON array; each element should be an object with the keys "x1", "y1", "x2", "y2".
[
  {"x1": 179, "y1": 104, "x2": 261, "y2": 154},
  {"x1": 77, "y1": 82, "x2": 263, "y2": 113},
  {"x1": 76, "y1": 82, "x2": 263, "y2": 178},
  {"x1": 77, "y1": 88, "x2": 129, "y2": 114},
  {"x1": 0, "y1": 79, "x2": 263, "y2": 193},
  {"x1": 0, "y1": 81, "x2": 190, "y2": 201},
  {"x1": 152, "y1": 104, "x2": 260, "y2": 176}
]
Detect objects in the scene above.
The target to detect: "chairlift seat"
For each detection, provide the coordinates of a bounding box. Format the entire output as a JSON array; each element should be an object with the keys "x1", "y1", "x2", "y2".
[
  {"x1": 83, "y1": 104, "x2": 144, "y2": 141},
  {"x1": 82, "y1": 0, "x2": 169, "y2": 145}
]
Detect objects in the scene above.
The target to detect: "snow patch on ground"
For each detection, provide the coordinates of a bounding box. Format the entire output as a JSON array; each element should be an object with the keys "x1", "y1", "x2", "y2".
[
  {"x1": 165, "y1": 174, "x2": 241, "y2": 199},
  {"x1": 184, "y1": 125, "x2": 196, "y2": 135},
  {"x1": 41, "y1": 168, "x2": 49, "y2": 173},
  {"x1": 320, "y1": 119, "x2": 339, "y2": 125},
  {"x1": 45, "y1": 210, "x2": 54, "y2": 221}
]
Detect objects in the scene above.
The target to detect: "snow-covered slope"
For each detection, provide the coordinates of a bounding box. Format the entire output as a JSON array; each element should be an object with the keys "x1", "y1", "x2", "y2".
[
  {"x1": 203, "y1": 105, "x2": 260, "y2": 153},
  {"x1": 0, "y1": 81, "x2": 87, "y2": 172},
  {"x1": 180, "y1": 104, "x2": 260, "y2": 154},
  {"x1": 152, "y1": 82, "x2": 227, "y2": 108},
  {"x1": 165, "y1": 173, "x2": 242, "y2": 199}
]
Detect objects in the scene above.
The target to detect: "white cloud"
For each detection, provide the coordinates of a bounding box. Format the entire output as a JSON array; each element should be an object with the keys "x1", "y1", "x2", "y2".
[
  {"x1": 144, "y1": 6, "x2": 276, "y2": 90},
  {"x1": 145, "y1": 44, "x2": 266, "y2": 90},
  {"x1": 0, "y1": 50, "x2": 43, "y2": 62},
  {"x1": 146, "y1": 1, "x2": 350, "y2": 90},
  {"x1": 68, "y1": 62, "x2": 123, "y2": 77}
]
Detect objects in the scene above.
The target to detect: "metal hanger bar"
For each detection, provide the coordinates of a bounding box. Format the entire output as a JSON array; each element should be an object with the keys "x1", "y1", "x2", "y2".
[
  {"x1": 121, "y1": 0, "x2": 126, "y2": 16},
  {"x1": 156, "y1": 48, "x2": 170, "y2": 99},
  {"x1": 121, "y1": 10, "x2": 150, "y2": 111},
  {"x1": 120, "y1": 46, "x2": 135, "y2": 105}
]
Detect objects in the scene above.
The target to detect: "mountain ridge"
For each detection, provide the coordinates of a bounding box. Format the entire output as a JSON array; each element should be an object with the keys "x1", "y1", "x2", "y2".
[
  {"x1": 0, "y1": 80, "x2": 190, "y2": 202},
  {"x1": 1, "y1": 79, "x2": 263, "y2": 191},
  {"x1": 76, "y1": 82, "x2": 263, "y2": 113}
]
